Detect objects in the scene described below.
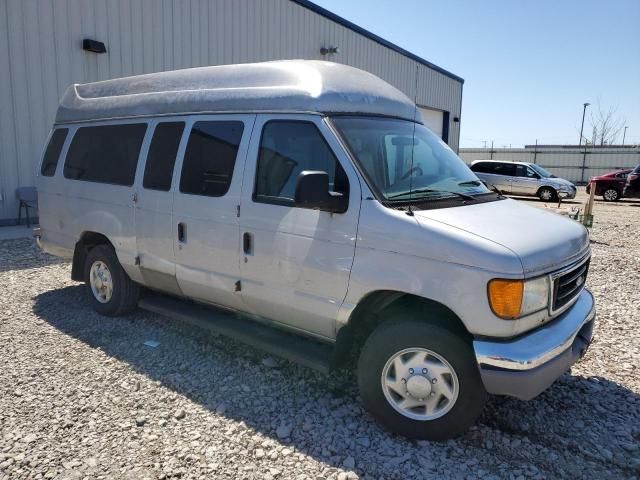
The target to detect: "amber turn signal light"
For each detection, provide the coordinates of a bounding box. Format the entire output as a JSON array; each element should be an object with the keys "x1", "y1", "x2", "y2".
[{"x1": 488, "y1": 279, "x2": 524, "y2": 319}]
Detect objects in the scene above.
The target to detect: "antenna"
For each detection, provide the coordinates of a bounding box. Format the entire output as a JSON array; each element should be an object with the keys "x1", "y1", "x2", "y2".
[{"x1": 407, "y1": 65, "x2": 419, "y2": 216}]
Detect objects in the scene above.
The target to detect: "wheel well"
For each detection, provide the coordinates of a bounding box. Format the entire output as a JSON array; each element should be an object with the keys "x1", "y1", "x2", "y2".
[
  {"x1": 71, "y1": 232, "x2": 113, "y2": 281},
  {"x1": 333, "y1": 291, "x2": 471, "y2": 368},
  {"x1": 537, "y1": 185, "x2": 556, "y2": 195}
]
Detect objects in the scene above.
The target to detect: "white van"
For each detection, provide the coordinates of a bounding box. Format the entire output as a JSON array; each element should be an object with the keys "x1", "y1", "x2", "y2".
[{"x1": 36, "y1": 61, "x2": 595, "y2": 440}]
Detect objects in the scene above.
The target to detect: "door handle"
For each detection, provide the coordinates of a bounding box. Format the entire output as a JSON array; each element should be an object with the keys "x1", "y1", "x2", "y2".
[
  {"x1": 177, "y1": 222, "x2": 186, "y2": 243},
  {"x1": 243, "y1": 232, "x2": 252, "y2": 255}
]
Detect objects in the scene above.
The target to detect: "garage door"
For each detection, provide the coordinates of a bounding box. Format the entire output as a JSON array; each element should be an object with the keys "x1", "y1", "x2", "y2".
[{"x1": 419, "y1": 107, "x2": 444, "y2": 139}]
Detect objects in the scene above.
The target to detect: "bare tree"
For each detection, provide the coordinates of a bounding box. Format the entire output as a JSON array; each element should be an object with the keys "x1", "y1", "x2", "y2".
[{"x1": 587, "y1": 100, "x2": 626, "y2": 145}]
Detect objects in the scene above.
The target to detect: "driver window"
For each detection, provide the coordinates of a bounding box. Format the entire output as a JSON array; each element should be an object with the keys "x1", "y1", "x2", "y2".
[{"x1": 254, "y1": 121, "x2": 349, "y2": 205}]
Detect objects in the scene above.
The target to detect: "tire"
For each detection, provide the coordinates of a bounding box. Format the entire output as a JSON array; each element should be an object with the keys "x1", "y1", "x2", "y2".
[
  {"x1": 84, "y1": 244, "x2": 140, "y2": 316},
  {"x1": 538, "y1": 186, "x2": 557, "y2": 202},
  {"x1": 602, "y1": 188, "x2": 619, "y2": 202},
  {"x1": 357, "y1": 316, "x2": 487, "y2": 440}
]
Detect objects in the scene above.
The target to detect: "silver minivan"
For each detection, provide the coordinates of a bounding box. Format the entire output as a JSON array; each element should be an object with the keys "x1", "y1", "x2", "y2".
[
  {"x1": 470, "y1": 160, "x2": 577, "y2": 201},
  {"x1": 36, "y1": 61, "x2": 595, "y2": 440}
]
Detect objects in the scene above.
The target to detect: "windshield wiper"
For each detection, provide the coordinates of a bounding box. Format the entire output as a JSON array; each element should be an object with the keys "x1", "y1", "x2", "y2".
[
  {"x1": 458, "y1": 180, "x2": 482, "y2": 187},
  {"x1": 388, "y1": 188, "x2": 476, "y2": 201}
]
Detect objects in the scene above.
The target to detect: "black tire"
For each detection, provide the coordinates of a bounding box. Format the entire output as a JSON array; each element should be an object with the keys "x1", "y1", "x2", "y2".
[
  {"x1": 84, "y1": 244, "x2": 140, "y2": 316},
  {"x1": 357, "y1": 316, "x2": 487, "y2": 440},
  {"x1": 538, "y1": 186, "x2": 557, "y2": 202},
  {"x1": 602, "y1": 188, "x2": 620, "y2": 202}
]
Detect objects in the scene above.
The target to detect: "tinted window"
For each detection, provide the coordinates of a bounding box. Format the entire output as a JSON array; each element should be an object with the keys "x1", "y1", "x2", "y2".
[
  {"x1": 143, "y1": 122, "x2": 185, "y2": 191},
  {"x1": 41, "y1": 129, "x2": 68, "y2": 176},
  {"x1": 179, "y1": 121, "x2": 244, "y2": 197},
  {"x1": 485, "y1": 163, "x2": 515, "y2": 176},
  {"x1": 254, "y1": 121, "x2": 348, "y2": 204},
  {"x1": 471, "y1": 162, "x2": 490, "y2": 173},
  {"x1": 64, "y1": 124, "x2": 147, "y2": 185}
]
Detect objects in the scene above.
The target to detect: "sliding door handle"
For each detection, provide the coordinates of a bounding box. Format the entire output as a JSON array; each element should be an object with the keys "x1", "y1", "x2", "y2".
[
  {"x1": 177, "y1": 222, "x2": 186, "y2": 243},
  {"x1": 243, "y1": 232, "x2": 252, "y2": 254}
]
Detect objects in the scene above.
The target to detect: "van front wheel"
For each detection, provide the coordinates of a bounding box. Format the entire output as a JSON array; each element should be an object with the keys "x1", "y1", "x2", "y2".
[
  {"x1": 84, "y1": 245, "x2": 140, "y2": 316},
  {"x1": 357, "y1": 318, "x2": 486, "y2": 440}
]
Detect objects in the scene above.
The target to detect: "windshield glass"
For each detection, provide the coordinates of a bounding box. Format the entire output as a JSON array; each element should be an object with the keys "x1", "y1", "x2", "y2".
[
  {"x1": 530, "y1": 164, "x2": 554, "y2": 178},
  {"x1": 332, "y1": 117, "x2": 490, "y2": 201}
]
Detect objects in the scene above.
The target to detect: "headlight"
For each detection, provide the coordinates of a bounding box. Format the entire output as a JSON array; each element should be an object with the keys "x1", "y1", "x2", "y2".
[{"x1": 488, "y1": 276, "x2": 550, "y2": 319}]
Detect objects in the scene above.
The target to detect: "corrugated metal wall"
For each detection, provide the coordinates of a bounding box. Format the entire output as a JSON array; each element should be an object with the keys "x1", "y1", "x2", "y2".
[
  {"x1": 0, "y1": 0, "x2": 463, "y2": 222},
  {"x1": 459, "y1": 147, "x2": 640, "y2": 184}
]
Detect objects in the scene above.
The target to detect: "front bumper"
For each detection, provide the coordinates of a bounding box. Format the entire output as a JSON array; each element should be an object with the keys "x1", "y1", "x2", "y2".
[
  {"x1": 474, "y1": 288, "x2": 595, "y2": 400},
  {"x1": 558, "y1": 188, "x2": 577, "y2": 199}
]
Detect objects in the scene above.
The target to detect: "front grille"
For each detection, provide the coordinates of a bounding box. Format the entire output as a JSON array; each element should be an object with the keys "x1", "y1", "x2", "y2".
[{"x1": 552, "y1": 259, "x2": 589, "y2": 311}]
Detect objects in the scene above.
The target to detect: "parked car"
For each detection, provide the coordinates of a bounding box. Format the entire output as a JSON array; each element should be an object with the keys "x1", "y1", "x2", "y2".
[
  {"x1": 586, "y1": 169, "x2": 632, "y2": 201},
  {"x1": 470, "y1": 160, "x2": 576, "y2": 202},
  {"x1": 623, "y1": 164, "x2": 640, "y2": 199},
  {"x1": 35, "y1": 61, "x2": 595, "y2": 440}
]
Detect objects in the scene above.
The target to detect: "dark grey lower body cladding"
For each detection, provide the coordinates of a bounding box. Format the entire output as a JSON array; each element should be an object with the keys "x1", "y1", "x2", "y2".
[{"x1": 138, "y1": 292, "x2": 334, "y2": 373}]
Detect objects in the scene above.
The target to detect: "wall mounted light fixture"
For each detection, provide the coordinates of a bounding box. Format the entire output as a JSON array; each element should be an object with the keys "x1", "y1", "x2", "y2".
[
  {"x1": 83, "y1": 39, "x2": 107, "y2": 54},
  {"x1": 320, "y1": 46, "x2": 340, "y2": 56}
]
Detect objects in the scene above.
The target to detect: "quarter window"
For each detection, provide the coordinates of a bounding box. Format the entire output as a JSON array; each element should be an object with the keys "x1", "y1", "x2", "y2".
[
  {"x1": 143, "y1": 122, "x2": 185, "y2": 191},
  {"x1": 254, "y1": 121, "x2": 348, "y2": 205},
  {"x1": 64, "y1": 124, "x2": 147, "y2": 185},
  {"x1": 41, "y1": 128, "x2": 68, "y2": 176},
  {"x1": 179, "y1": 121, "x2": 244, "y2": 197}
]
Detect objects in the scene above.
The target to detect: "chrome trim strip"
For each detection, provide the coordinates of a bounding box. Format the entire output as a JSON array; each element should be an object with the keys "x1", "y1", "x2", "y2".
[{"x1": 474, "y1": 288, "x2": 595, "y2": 371}]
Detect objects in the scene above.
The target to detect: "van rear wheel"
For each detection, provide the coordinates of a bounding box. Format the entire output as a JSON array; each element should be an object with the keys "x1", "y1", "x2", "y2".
[
  {"x1": 84, "y1": 245, "x2": 139, "y2": 316},
  {"x1": 357, "y1": 316, "x2": 487, "y2": 440}
]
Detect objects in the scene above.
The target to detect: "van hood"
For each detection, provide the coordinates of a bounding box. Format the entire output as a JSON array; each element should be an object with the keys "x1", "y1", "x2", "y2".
[{"x1": 413, "y1": 198, "x2": 589, "y2": 276}]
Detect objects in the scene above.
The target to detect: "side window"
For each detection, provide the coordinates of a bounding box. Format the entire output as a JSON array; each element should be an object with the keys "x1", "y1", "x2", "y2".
[
  {"x1": 471, "y1": 162, "x2": 489, "y2": 173},
  {"x1": 493, "y1": 163, "x2": 515, "y2": 176},
  {"x1": 179, "y1": 121, "x2": 244, "y2": 197},
  {"x1": 143, "y1": 122, "x2": 185, "y2": 191},
  {"x1": 64, "y1": 124, "x2": 147, "y2": 185},
  {"x1": 41, "y1": 128, "x2": 69, "y2": 176},
  {"x1": 254, "y1": 121, "x2": 348, "y2": 205},
  {"x1": 516, "y1": 165, "x2": 537, "y2": 178}
]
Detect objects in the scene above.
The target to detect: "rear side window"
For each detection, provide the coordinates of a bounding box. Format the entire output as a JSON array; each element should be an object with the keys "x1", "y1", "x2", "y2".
[
  {"x1": 179, "y1": 121, "x2": 244, "y2": 197},
  {"x1": 471, "y1": 162, "x2": 489, "y2": 173},
  {"x1": 254, "y1": 121, "x2": 348, "y2": 204},
  {"x1": 41, "y1": 129, "x2": 68, "y2": 176},
  {"x1": 64, "y1": 124, "x2": 147, "y2": 185},
  {"x1": 143, "y1": 122, "x2": 185, "y2": 191}
]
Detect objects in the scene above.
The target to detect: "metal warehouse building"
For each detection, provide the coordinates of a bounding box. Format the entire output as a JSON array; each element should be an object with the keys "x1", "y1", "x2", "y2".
[{"x1": 0, "y1": 0, "x2": 464, "y2": 224}]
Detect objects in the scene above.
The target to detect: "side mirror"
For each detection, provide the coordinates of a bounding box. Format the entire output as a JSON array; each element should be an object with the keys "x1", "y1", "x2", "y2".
[{"x1": 294, "y1": 171, "x2": 348, "y2": 213}]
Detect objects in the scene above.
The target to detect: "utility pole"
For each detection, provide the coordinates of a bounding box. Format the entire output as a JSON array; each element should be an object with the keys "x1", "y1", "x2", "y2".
[
  {"x1": 482, "y1": 140, "x2": 487, "y2": 149},
  {"x1": 533, "y1": 139, "x2": 538, "y2": 164},
  {"x1": 490, "y1": 140, "x2": 494, "y2": 160},
  {"x1": 579, "y1": 102, "x2": 590, "y2": 146},
  {"x1": 622, "y1": 126, "x2": 628, "y2": 146}
]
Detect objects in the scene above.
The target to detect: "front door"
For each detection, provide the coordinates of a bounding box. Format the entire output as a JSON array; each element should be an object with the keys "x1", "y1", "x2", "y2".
[
  {"x1": 172, "y1": 115, "x2": 255, "y2": 311},
  {"x1": 134, "y1": 119, "x2": 185, "y2": 295},
  {"x1": 511, "y1": 164, "x2": 540, "y2": 196},
  {"x1": 238, "y1": 114, "x2": 361, "y2": 340}
]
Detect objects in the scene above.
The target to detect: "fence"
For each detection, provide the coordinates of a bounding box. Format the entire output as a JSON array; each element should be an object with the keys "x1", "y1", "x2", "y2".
[{"x1": 459, "y1": 146, "x2": 640, "y2": 185}]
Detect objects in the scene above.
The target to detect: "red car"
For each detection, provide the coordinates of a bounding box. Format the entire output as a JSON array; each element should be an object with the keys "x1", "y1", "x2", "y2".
[{"x1": 586, "y1": 169, "x2": 632, "y2": 201}]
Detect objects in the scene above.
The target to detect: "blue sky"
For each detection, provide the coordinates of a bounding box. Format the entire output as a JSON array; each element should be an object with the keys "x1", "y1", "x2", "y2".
[{"x1": 312, "y1": 0, "x2": 640, "y2": 148}]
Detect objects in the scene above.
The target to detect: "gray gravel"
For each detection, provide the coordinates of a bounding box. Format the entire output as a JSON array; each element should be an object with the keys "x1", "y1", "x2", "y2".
[{"x1": 1, "y1": 189, "x2": 639, "y2": 479}]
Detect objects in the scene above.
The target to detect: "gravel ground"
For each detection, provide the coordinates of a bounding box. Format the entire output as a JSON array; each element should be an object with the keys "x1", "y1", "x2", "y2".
[{"x1": 1, "y1": 188, "x2": 639, "y2": 480}]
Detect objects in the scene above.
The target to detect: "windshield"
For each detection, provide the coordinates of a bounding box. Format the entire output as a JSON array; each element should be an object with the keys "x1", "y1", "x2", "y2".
[
  {"x1": 530, "y1": 164, "x2": 554, "y2": 178},
  {"x1": 332, "y1": 116, "x2": 490, "y2": 201}
]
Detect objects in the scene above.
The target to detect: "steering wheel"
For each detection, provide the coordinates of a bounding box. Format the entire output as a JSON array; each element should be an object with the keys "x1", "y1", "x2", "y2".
[{"x1": 400, "y1": 166, "x2": 423, "y2": 181}]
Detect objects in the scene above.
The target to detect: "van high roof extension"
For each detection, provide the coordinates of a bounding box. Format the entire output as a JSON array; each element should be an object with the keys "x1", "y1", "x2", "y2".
[{"x1": 55, "y1": 60, "x2": 417, "y2": 124}]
